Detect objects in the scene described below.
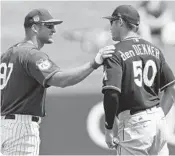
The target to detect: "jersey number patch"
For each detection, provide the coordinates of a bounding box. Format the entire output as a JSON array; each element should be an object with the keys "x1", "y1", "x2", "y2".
[
  {"x1": 0, "y1": 63, "x2": 13, "y2": 90},
  {"x1": 133, "y1": 60, "x2": 157, "y2": 87}
]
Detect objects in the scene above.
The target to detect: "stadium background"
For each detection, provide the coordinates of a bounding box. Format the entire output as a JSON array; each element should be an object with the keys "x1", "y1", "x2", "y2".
[{"x1": 1, "y1": 1, "x2": 175, "y2": 155}]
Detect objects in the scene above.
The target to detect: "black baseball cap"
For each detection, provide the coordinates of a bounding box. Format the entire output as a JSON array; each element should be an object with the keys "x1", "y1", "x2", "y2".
[
  {"x1": 24, "y1": 8, "x2": 63, "y2": 28},
  {"x1": 103, "y1": 5, "x2": 140, "y2": 26}
]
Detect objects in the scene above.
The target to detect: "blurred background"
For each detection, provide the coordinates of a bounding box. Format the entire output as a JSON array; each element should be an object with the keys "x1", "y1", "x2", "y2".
[{"x1": 1, "y1": 1, "x2": 175, "y2": 155}]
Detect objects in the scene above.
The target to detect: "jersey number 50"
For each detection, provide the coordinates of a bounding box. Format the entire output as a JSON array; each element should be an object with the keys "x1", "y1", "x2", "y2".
[
  {"x1": 0, "y1": 63, "x2": 13, "y2": 90},
  {"x1": 133, "y1": 60, "x2": 157, "y2": 87}
]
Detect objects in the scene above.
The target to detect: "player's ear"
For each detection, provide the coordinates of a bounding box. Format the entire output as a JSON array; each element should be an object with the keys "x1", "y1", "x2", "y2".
[
  {"x1": 31, "y1": 24, "x2": 38, "y2": 33},
  {"x1": 119, "y1": 18, "x2": 124, "y2": 26}
]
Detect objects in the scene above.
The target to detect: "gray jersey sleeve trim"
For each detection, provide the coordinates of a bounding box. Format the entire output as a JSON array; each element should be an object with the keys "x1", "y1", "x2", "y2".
[
  {"x1": 160, "y1": 80, "x2": 175, "y2": 92},
  {"x1": 102, "y1": 85, "x2": 121, "y2": 93},
  {"x1": 42, "y1": 69, "x2": 61, "y2": 88}
]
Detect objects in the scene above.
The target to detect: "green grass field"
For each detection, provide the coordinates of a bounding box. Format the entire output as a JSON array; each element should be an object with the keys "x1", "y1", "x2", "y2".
[{"x1": 1, "y1": 1, "x2": 175, "y2": 155}]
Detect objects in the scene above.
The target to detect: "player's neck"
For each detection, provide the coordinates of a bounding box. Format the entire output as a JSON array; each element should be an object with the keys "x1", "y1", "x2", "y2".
[
  {"x1": 121, "y1": 31, "x2": 139, "y2": 41},
  {"x1": 24, "y1": 36, "x2": 44, "y2": 50}
]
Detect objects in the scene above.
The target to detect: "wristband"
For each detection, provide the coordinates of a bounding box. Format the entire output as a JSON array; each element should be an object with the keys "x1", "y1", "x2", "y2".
[
  {"x1": 90, "y1": 59, "x2": 100, "y2": 69},
  {"x1": 105, "y1": 122, "x2": 113, "y2": 130}
]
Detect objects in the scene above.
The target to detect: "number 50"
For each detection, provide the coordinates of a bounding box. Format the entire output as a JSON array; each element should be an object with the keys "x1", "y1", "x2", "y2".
[
  {"x1": 133, "y1": 60, "x2": 157, "y2": 87},
  {"x1": 0, "y1": 63, "x2": 13, "y2": 90}
]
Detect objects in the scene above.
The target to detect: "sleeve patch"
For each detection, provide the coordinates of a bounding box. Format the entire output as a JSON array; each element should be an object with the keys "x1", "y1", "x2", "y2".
[{"x1": 36, "y1": 59, "x2": 52, "y2": 71}]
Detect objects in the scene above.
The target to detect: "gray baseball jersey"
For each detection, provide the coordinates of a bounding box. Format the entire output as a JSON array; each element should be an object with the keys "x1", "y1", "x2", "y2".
[
  {"x1": 1, "y1": 42, "x2": 60, "y2": 117},
  {"x1": 102, "y1": 37, "x2": 175, "y2": 115}
]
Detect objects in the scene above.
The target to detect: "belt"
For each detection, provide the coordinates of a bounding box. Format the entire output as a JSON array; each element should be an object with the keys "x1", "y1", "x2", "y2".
[
  {"x1": 4, "y1": 114, "x2": 39, "y2": 122},
  {"x1": 130, "y1": 104, "x2": 160, "y2": 115}
]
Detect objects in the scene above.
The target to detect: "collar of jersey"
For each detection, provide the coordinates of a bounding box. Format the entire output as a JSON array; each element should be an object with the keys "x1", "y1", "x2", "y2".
[
  {"x1": 23, "y1": 40, "x2": 38, "y2": 49},
  {"x1": 121, "y1": 36, "x2": 141, "y2": 41}
]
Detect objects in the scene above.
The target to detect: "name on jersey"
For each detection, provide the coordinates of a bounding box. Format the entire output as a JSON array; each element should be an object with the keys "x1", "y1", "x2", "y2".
[{"x1": 119, "y1": 44, "x2": 160, "y2": 61}]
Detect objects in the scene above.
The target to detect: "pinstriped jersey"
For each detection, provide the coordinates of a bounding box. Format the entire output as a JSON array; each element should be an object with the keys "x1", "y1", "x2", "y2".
[
  {"x1": 102, "y1": 37, "x2": 175, "y2": 115},
  {"x1": 1, "y1": 42, "x2": 60, "y2": 117}
]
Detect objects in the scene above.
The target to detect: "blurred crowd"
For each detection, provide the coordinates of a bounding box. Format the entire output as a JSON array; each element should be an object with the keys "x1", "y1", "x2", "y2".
[
  {"x1": 138, "y1": 0, "x2": 175, "y2": 46},
  {"x1": 62, "y1": 0, "x2": 175, "y2": 53}
]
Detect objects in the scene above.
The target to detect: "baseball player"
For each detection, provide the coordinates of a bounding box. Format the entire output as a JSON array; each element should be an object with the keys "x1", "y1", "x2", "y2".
[
  {"x1": 0, "y1": 8, "x2": 115, "y2": 155},
  {"x1": 101, "y1": 5, "x2": 175, "y2": 155}
]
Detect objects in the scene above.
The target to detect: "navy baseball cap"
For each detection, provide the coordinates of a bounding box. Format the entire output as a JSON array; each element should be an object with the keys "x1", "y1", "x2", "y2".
[
  {"x1": 103, "y1": 5, "x2": 140, "y2": 26},
  {"x1": 24, "y1": 8, "x2": 63, "y2": 27}
]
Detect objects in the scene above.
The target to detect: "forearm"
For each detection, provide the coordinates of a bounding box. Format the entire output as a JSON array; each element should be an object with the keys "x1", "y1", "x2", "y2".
[
  {"x1": 160, "y1": 85, "x2": 175, "y2": 116},
  {"x1": 47, "y1": 61, "x2": 98, "y2": 88},
  {"x1": 103, "y1": 90, "x2": 119, "y2": 130},
  {"x1": 113, "y1": 117, "x2": 119, "y2": 137},
  {"x1": 47, "y1": 45, "x2": 115, "y2": 87}
]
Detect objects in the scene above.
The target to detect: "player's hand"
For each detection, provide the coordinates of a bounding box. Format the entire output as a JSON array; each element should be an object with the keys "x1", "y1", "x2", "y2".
[
  {"x1": 105, "y1": 128, "x2": 116, "y2": 149},
  {"x1": 95, "y1": 45, "x2": 115, "y2": 65},
  {"x1": 91, "y1": 45, "x2": 115, "y2": 69}
]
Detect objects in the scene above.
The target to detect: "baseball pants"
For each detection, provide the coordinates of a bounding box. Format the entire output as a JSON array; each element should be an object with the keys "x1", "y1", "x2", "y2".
[
  {"x1": 0, "y1": 114, "x2": 41, "y2": 155},
  {"x1": 115, "y1": 106, "x2": 169, "y2": 155}
]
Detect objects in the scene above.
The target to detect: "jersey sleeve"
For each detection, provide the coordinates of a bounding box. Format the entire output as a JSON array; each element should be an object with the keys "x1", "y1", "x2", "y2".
[
  {"x1": 102, "y1": 56, "x2": 123, "y2": 93},
  {"x1": 160, "y1": 56, "x2": 175, "y2": 91},
  {"x1": 24, "y1": 49, "x2": 61, "y2": 88}
]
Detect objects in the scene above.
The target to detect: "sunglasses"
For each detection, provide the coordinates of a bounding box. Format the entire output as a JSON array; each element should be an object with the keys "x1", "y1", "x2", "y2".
[
  {"x1": 109, "y1": 16, "x2": 120, "y2": 25},
  {"x1": 36, "y1": 23, "x2": 55, "y2": 29},
  {"x1": 43, "y1": 24, "x2": 55, "y2": 29},
  {"x1": 110, "y1": 19, "x2": 117, "y2": 25}
]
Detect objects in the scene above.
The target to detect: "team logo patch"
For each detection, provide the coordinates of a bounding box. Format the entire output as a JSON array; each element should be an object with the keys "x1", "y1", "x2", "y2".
[
  {"x1": 36, "y1": 59, "x2": 52, "y2": 71},
  {"x1": 33, "y1": 15, "x2": 40, "y2": 22}
]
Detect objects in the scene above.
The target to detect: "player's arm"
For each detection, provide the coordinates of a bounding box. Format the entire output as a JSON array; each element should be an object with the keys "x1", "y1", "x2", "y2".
[
  {"x1": 47, "y1": 46, "x2": 115, "y2": 88},
  {"x1": 24, "y1": 46, "x2": 114, "y2": 88},
  {"x1": 103, "y1": 89, "x2": 120, "y2": 130},
  {"x1": 160, "y1": 84, "x2": 175, "y2": 146},
  {"x1": 159, "y1": 56, "x2": 175, "y2": 115},
  {"x1": 102, "y1": 55, "x2": 122, "y2": 149},
  {"x1": 160, "y1": 84, "x2": 175, "y2": 116},
  {"x1": 103, "y1": 89, "x2": 120, "y2": 149},
  {"x1": 159, "y1": 55, "x2": 175, "y2": 145},
  {"x1": 47, "y1": 61, "x2": 97, "y2": 88}
]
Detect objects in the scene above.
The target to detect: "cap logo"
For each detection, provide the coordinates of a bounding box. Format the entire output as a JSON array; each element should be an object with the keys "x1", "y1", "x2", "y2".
[{"x1": 33, "y1": 15, "x2": 40, "y2": 22}]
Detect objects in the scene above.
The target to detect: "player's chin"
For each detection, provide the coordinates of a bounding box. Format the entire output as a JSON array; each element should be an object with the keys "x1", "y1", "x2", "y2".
[{"x1": 46, "y1": 38, "x2": 54, "y2": 44}]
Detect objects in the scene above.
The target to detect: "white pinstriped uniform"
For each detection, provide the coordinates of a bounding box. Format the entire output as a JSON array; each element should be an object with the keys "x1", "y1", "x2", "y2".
[{"x1": 0, "y1": 115, "x2": 41, "y2": 155}]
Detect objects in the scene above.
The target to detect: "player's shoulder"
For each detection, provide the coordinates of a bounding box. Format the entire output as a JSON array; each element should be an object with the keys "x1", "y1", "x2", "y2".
[
  {"x1": 141, "y1": 38, "x2": 163, "y2": 54},
  {"x1": 114, "y1": 37, "x2": 140, "y2": 49},
  {"x1": 113, "y1": 39, "x2": 134, "y2": 56},
  {"x1": 1, "y1": 42, "x2": 35, "y2": 59},
  {"x1": 15, "y1": 42, "x2": 48, "y2": 58},
  {"x1": 29, "y1": 48, "x2": 48, "y2": 59},
  {"x1": 113, "y1": 41, "x2": 124, "y2": 54},
  {"x1": 6, "y1": 42, "x2": 39, "y2": 57},
  {"x1": 105, "y1": 42, "x2": 124, "y2": 63},
  {"x1": 13, "y1": 42, "x2": 48, "y2": 61}
]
